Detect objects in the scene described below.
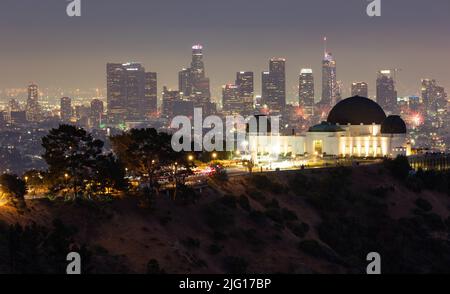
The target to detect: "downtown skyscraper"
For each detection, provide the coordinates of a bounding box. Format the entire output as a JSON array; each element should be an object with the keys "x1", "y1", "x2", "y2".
[
  {"x1": 60, "y1": 96, "x2": 72, "y2": 122},
  {"x1": 351, "y1": 82, "x2": 369, "y2": 98},
  {"x1": 26, "y1": 83, "x2": 40, "y2": 122},
  {"x1": 421, "y1": 79, "x2": 448, "y2": 117},
  {"x1": 262, "y1": 58, "x2": 286, "y2": 114},
  {"x1": 106, "y1": 62, "x2": 157, "y2": 124},
  {"x1": 236, "y1": 71, "x2": 254, "y2": 116},
  {"x1": 376, "y1": 70, "x2": 397, "y2": 114},
  {"x1": 321, "y1": 38, "x2": 337, "y2": 107},
  {"x1": 222, "y1": 84, "x2": 241, "y2": 116},
  {"x1": 178, "y1": 45, "x2": 212, "y2": 114},
  {"x1": 299, "y1": 69, "x2": 315, "y2": 118}
]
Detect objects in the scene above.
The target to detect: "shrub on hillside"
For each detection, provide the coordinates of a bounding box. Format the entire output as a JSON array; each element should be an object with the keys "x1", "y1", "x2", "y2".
[
  {"x1": 146, "y1": 259, "x2": 165, "y2": 274},
  {"x1": 384, "y1": 155, "x2": 411, "y2": 180},
  {"x1": 238, "y1": 195, "x2": 251, "y2": 211},
  {"x1": 415, "y1": 198, "x2": 432, "y2": 212},
  {"x1": 223, "y1": 256, "x2": 248, "y2": 274}
]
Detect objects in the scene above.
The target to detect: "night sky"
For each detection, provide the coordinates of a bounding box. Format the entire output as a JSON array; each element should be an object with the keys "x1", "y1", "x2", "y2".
[{"x1": 0, "y1": 0, "x2": 449, "y2": 103}]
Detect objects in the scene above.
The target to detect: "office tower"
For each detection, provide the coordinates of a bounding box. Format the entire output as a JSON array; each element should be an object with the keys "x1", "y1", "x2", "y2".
[
  {"x1": 236, "y1": 71, "x2": 254, "y2": 115},
  {"x1": 60, "y1": 97, "x2": 72, "y2": 122},
  {"x1": 107, "y1": 62, "x2": 155, "y2": 124},
  {"x1": 222, "y1": 84, "x2": 242, "y2": 115},
  {"x1": 335, "y1": 81, "x2": 343, "y2": 103},
  {"x1": 26, "y1": 83, "x2": 40, "y2": 122},
  {"x1": 122, "y1": 62, "x2": 146, "y2": 121},
  {"x1": 90, "y1": 99, "x2": 104, "y2": 129},
  {"x1": 191, "y1": 44, "x2": 205, "y2": 80},
  {"x1": 178, "y1": 45, "x2": 212, "y2": 113},
  {"x1": 162, "y1": 86, "x2": 181, "y2": 119},
  {"x1": 261, "y1": 58, "x2": 286, "y2": 114},
  {"x1": 179, "y1": 68, "x2": 192, "y2": 97},
  {"x1": 145, "y1": 72, "x2": 158, "y2": 117},
  {"x1": 321, "y1": 37, "x2": 337, "y2": 106},
  {"x1": 107, "y1": 63, "x2": 127, "y2": 124},
  {"x1": 190, "y1": 45, "x2": 211, "y2": 106},
  {"x1": 351, "y1": 82, "x2": 369, "y2": 97},
  {"x1": 299, "y1": 69, "x2": 315, "y2": 117},
  {"x1": 376, "y1": 70, "x2": 397, "y2": 114},
  {"x1": 9, "y1": 99, "x2": 21, "y2": 112},
  {"x1": 421, "y1": 79, "x2": 448, "y2": 116}
]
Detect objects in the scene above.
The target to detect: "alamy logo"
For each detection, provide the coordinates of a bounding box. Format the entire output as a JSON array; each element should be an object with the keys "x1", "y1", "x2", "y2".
[
  {"x1": 66, "y1": 252, "x2": 81, "y2": 274},
  {"x1": 366, "y1": 252, "x2": 381, "y2": 274},
  {"x1": 66, "y1": 0, "x2": 81, "y2": 17},
  {"x1": 366, "y1": 0, "x2": 381, "y2": 17}
]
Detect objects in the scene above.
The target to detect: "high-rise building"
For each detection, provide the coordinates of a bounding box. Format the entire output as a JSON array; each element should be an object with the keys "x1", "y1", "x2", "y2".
[
  {"x1": 107, "y1": 62, "x2": 155, "y2": 124},
  {"x1": 351, "y1": 82, "x2": 368, "y2": 98},
  {"x1": 178, "y1": 68, "x2": 192, "y2": 97},
  {"x1": 321, "y1": 44, "x2": 337, "y2": 107},
  {"x1": 178, "y1": 45, "x2": 212, "y2": 113},
  {"x1": 299, "y1": 69, "x2": 315, "y2": 117},
  {"x1": 60, "y1": 97, "x2": 72, "y2": 122},
  {"x1": 145, "y1": 72, "x2": 158, "y2": 117},
  {"x1": 222, "y1": 84, "x2": 241, "y2": 115},
  {"x1": 236, "y1": 71, "x2": 254, "y2": 115},
  {"x1": 191, "y1": 44, "x2": 205, "y2": 80},
  {"x1": 262, "y1": 58, "x2": 286, "y2": 114},
  {"x1": 376, "y1": 70, "x2": 397, "y2": 114},
  {"x1": 26, "y1": 83, "x2": 40, "y2": 122},
  {"x1": 90, "y1": 99, "x2": 104, "y2": 129},
  {"x1": 162, "y1": 86, "x2": 181, "y2": 119},
  {"x1": 421, "y1": 79, "x2": 448, "y2": 116},
  {"x1": 123, "y1": 62, "x2": 146, "y2": 121},
  {"x1": 107, "y1": 63, "x2": 127, "y2": 124}
]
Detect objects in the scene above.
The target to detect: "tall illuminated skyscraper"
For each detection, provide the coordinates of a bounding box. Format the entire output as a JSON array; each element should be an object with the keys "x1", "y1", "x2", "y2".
[
  {"x1": 376, "y1": 70, "x2": 397, "y2": 114},
  {"x1": 107, "y1": 62, "x2": 155, "y2": 124},
  {"x1": 145, "y1": 72, "x2": 158, "y2": 117},
  {"x1": 26, "y1": 83, "x2": 40, "y2": 122},
  {"x1": 180, "y1": 45, "x2": 212, "y2": 113},
  {"x1": 299, "y1": 69, "x2": 315, "y2": 117},
  {"x1": 162, "y1": 86, "x2": 181, "y2": 119},
  {"x1": 178, "y1": 68, "x2": 192, "y2": 97},
  {"x1": 60, "y1": 97, "x2": 72, "y2": 122},
  {"x1": 123, "y1": 62, "x2": 146, "y2": 121},
  {"x1": 222, "y1": 84, "x2": 241, "y2": 116},
  {"x1": 107, "y1": 63, "x2": 127, "y2": 124},
  {"x1": 421, "y1": 79, "x2": 448, "y2": 116},
  {"x1": 321, "y1": 37, "x2": 337, "y2": 106},
  {"x1": 351, "y1": 82, "x2": 369, "y2": 98},
  {"x1": 262, "y1": 58, "x2": 286, "y2": 114},
  {"x1": 90, "y1": 99, "x2": 104, "y2": 129},
  {"x1": 236, "y1": 71, "x2": 254, "y2": 115}
]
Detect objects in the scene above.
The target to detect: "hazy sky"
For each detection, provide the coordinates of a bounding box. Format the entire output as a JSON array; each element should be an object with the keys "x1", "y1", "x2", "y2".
[{"x1": 0, "y1": 0, "x2": 449, "y2": 103}]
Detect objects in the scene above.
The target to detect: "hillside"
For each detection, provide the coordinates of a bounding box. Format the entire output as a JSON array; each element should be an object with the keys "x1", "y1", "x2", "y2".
[{"x1": 1, "y1": 164, "x2": 450, "y2": 274}]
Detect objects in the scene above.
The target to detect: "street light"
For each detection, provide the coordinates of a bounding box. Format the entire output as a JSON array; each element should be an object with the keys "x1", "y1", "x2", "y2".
[
  {"x1": 212, "y1": 152, "x2": 217, "y2": 159},
  {"x1": 188, "y1": 155, "x2": 194, "y2": 161}
]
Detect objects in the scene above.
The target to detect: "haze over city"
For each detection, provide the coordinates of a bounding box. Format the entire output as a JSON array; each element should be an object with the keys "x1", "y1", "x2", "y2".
[{"x1": 0, "y1": 0, "x2": 449, "y2": 102}]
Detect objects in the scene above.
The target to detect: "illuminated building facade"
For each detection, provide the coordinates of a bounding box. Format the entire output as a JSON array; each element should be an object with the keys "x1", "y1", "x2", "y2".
[
  {"x1": 351, "y1": 82, "x2": 368, "y2": 98},
  {"x1": 236, "y1": 71, "x2": 254, "y2": 116},
  {"x1": 321, "y1": 48, "x2": 337, "y2": 107},
  {"x1": 26, "y1": 83, "x2": 40, "y2": 122},
  {"x1": 106, "y1": 62, "x2": 156, "y2": 125},
  {"x1": 376, "y1": 70, "x2": 397, "y2": 114},
  {"x1": 60, "y1": 97, "x2": 72, "y2": 122},
  {"x1": 262, "y1": 58, "x2": 286, "y2": 114},
  {"x1": 299, "y1": 69, "x2": 315, "y2": 118},
  {"x1": 222, "y1": 84, "x2": 241, "y2": 115},
  {"x1": 247, "y1": 96, "x2": 408, "y2": 162}
]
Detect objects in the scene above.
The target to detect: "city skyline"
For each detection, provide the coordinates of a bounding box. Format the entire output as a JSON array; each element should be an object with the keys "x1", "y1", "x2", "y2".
[{"x1": 0, "y1": 0, "x2": 449, "y2": 102}]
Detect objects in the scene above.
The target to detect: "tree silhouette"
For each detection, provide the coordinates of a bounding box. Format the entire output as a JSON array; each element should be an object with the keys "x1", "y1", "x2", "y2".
[{"x1": 111, "y1": 128, "x2": 193, "y2": 199}]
